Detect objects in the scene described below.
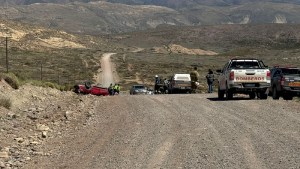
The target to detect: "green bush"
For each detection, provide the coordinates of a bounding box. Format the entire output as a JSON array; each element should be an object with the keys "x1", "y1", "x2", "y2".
[
  {"x1": 0, "y1": 96, "x2": 12, "y2": 109},
  {"x1": 0, "y1": 73, "x2": 20, "y2": 89}
]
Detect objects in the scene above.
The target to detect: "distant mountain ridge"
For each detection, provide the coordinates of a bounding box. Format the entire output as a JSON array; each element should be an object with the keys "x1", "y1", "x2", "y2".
[
  {"x1": 1, "y1": 0, "x2": 300, "y2": 6},
  {"x1": 1, "y1": 0, "x2": 300, "y2": 34}
]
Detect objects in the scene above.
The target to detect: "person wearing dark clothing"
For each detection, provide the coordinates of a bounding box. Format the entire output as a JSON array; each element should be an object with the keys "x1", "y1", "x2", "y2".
[
  {"x1": 108, "y1": 83, "x2": 113, "y2": 95},
  {"x1": 154, "y1": 75, "x2": 161, "y2": 94},
  {"x1": 163, "y1": 78, "x2": 169, "y2": 93},
  {"x1": 206, "y1": 69, "x2": 214, "y2": 93}
]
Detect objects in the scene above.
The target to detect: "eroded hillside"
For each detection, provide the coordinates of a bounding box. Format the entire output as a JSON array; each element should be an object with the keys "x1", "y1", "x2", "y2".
[{"x1": 1, "y1": 1, "x2": 300, "y2": 34}]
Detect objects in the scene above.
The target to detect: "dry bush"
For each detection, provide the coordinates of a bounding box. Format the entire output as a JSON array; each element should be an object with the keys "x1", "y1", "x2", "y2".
[
  {"x1": 0, "y1": 96, "x2": 12, "y2": 109},
  {"x1": 0, "y1": 73, "x2": 20, "y2": 89}
]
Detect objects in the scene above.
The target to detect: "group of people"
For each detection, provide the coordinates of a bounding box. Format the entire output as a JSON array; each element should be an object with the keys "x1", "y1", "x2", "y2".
[
  {"x1": 154, "y1": 75, "x2": 169, "y2": 94},
  {"x1": 190, "y1": 66, "x2": 215, "y2": 93},
  {"x1": 108, "y1": 83, "x2": 120, "y2": 95},
  {"x1": 154, "y1": 66, "x2": 215, "y2": 94}
]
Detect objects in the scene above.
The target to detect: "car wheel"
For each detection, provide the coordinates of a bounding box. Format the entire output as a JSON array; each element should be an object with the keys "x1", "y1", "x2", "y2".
[
  {"x1": 225, "y1": 85, "x2": 233, "y2": 100},
  {"x1": 249, "y1": 92, "x2": 256, "y2": 99},
  {"x1": 282, "y1": 93, "x2": 293, "y2": 100},
  {"x1": 218, "y1": 86, "x2": 224, "y2": 99},
  {"x1": 256, "y1": 91, "x2": 268, "y2": 100},
  {"x1": 272, "y1": 87, "x2": 279, "y2": 100},
  {"x1": 165, "y1": 89, "x2": 169, "y2": 94},
  {"x1": 258, "y1": 91, "x2": 268, "y2": 100}
]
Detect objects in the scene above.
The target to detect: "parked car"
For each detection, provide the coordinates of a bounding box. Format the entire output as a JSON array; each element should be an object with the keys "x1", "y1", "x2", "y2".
[
  {"x1": 168, "y1": 74, "x2": 192, "y2": 94},
  {"x1": 130, "y1": 84, "x2": 149, "y2": 95},
  {"x1": 269, "y1": 66, "x2": 300, "y2": 100},
  {"x1": 74, "y1": 82, "x2": 109, "y2": 96},
  {"x1": 217, "y1": 58, "x2": 271, "y2": 99}
]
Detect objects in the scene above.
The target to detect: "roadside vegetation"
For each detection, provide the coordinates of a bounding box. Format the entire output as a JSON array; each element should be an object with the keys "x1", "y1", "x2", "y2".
[
  {"x1": 0, "y1": 95, "x2": 12, "y2": 109},
  {"x1": 1, "y1": 24, "x2": 300, "y2": 93},
  {"x1": 0, "y1": 48, "x2": 104, "y2": 89}
]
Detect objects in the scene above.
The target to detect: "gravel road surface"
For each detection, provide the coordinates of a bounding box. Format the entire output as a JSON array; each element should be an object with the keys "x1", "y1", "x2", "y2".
[{"x1": 24, "y1": 94, "x2": 300, "y2": 169}]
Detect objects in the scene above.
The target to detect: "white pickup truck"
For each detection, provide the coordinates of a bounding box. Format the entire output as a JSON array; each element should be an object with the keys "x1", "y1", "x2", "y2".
[
  {"x1": 168, "y1": 74, "x2": 192, "y2": 94},
  {"x1": 217, "y1": 59, "x2": 271, "y2": 99}
]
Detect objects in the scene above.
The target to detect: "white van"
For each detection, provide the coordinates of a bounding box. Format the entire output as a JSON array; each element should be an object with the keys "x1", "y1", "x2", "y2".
[{"x1": 168, "y1": 74, "x2": 192, "y2": 94}]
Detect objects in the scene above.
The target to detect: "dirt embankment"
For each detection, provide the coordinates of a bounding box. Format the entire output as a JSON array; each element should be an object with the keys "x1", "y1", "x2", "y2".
[{"x1": 0, "y1": 81, "x2": 98, "y2": 169}]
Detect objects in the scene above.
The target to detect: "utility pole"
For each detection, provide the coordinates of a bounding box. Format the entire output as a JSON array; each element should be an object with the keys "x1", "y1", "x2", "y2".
[
  {"x1": 4, "y1": 0, "x2": 10, "y2": 73},
  {"x1": 5, "y1": 36, "x2": 8, "y2": 73},
  {"x1": 40, "y1": 62, "x2": 43, "y2": 81}
]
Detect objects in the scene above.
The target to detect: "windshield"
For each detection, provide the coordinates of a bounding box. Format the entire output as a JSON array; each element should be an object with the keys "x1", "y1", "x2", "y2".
[
  {"x1": 134, "y1": 85, "x2": 145, "y2": 89},
  {"x1": 176, "y1": 76, "x2": 190, "y2": 80},
  {"x1": 281, "y1": 68, "x2": 300, "y2": 75},
  {"x1": 229, "y1": 61, "x2": 262, "y2": 69}
]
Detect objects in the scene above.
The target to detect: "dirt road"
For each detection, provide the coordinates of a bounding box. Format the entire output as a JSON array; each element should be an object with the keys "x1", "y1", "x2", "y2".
[
  {"x1": 24, "y1": 94, "x2": 300, "y2": 169},
  {"x1": 95, "y1": 53, "x2": 116, "y2": 87}
]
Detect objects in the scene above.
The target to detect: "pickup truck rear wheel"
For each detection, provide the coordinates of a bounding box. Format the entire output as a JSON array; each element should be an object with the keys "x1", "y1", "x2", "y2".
[
  {"x1": 282, "y1": 93, "x2": 293, "y2": 100},
  {"x1": 249, "y1": 92, "x2": 256, "y2": 99},
  {"x1": 258, "y1": 91, "x2": 268, "y2": 100},
  {"x1": 218, "y1": 87, "x2": 225, "y2": 99},
  {"x1": 272, "y1": 87, "x2": 279, "y2": 100},
  {"x1": 225, "y1": 85, "x2": 233, "y2": 100}
]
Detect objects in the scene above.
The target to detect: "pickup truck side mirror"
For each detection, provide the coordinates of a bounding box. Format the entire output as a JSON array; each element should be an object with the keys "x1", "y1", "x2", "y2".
[{"x1": 216, "y1": 69, "x2": 222, "y2": 73}]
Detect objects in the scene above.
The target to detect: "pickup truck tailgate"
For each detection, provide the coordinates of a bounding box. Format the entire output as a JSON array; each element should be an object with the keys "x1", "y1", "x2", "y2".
[
  {"x1": 282, "y1": 75, "x2": 300, "y2": 88},
  {"x1": 234, "y1": 69, "x2": 269, "y2": 82},
  {"x1": 173, "y1": 81, "x2": 191, "y2": 88}
]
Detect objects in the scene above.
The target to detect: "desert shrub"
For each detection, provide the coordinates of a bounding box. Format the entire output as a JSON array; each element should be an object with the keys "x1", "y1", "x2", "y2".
[
  {"x1": 59, "y1": 84, "x2": 73, "y2": 91},
  {"x1": 0, "y1": 96, "x2": 12, "y2": 109},
  {"x1": 0, "y1": 73, "x2": 20, "y2": 89},
  {"x1": 43, "y1": 82, "x2": 58, "y2": 89},
  {"x1": 24, "y1": 80, "x2": 73, "y2": 91}
]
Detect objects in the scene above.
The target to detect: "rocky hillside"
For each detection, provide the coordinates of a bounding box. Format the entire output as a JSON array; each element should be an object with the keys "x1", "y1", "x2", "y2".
[
  {"x1": 1, "y1": 1, "x2": 300, "y2": 34},
  {"x1": 0, "y1": 19, "x2": 111, "y2": 51},
  {"x1": 0, "y1": 79, "x2": 99, "y2": 168},
  {"x1": 2, "y1": 0, "x2": 300, "y2": 6}
]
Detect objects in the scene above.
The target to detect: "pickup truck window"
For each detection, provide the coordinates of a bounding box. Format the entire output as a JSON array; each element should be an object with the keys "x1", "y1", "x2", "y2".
[
  {"x1": 176, "y1": 77, "x2": 190, "y2": 81},
  {"x1": 133, "y1": 85, "x2": 145, "y2": 89},
  {"x1": 222, "y1": 62, "x2": 230, "y2": 72},
  {"x1": 281, "y1": 68, "x2": 300, "y2": 75},
  {"x1": 229, "y1": 61, "x2": 261, "y2": 69}
]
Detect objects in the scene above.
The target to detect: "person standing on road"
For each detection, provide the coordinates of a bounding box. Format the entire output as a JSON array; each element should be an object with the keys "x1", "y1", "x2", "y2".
[
  {"x1": 206, "y1": 69, "x2": 214, "y2": 93},
  {"x1": 154, "y1": 75, "x2": 161, "y2": 94},
  {"x1": 163, "y1": 78, "x2": 169, "y2": 93},
  {"x1": 108, "y1": 83, "x2": 113, "y2": 95},
  {"x1": 190, "y1": 67, "x2": 200, "y2": 93},
  {"x1": 114, "y1": 84, "x2": 120, "y2": 94}
]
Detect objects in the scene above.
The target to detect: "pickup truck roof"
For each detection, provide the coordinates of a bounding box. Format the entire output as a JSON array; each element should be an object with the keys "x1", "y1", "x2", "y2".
[
  {"x1": 230, "y1": 58, "x2": 262, "y2": 61},
  {"x1": 229, "y1": 60, "x2": 264, "y2": 69},
  {"x1": 271, "y1": 67, "x2": 300, "y2": 75},
  {"x1": 173, "y1": 74, "x2": 191, "y2": 81}
]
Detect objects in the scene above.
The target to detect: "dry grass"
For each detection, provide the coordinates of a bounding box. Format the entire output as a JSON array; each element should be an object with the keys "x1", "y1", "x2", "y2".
[
  {"x1": 110, "y1": 24, "x2": 300, "y2": 91},
  {"x1": 112, "y1": 51, "x2": 228, "y2": 91},
  {"x1": 1, "y1": 24, "x2": 300, "y2": 93},
  {"x1": 0, "y1": 73, "x2": 20, "y2": 89},
  {"x1": 0, "y1": 48, "x2": 103, "y2": 86},
  {"x1": 0, "y1": 96, "x2": 12, "y2": 109}
]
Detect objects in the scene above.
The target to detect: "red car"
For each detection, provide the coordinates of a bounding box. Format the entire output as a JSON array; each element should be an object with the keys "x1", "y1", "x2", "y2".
[{"x1": 74, "y1": 82, "x2": 109, "y2": 96}]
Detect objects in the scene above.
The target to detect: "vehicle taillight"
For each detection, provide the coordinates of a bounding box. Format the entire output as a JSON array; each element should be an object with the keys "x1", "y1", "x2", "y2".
[
  {"x1": 229, "y1": 71, "x2": 234, "y2": 80},
  {"x1": 280, "y1": 76, "x2": 285, "y2": 86},
  {"x1": 266, "y1": 70, "x2": 271, "y2": 80}
]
